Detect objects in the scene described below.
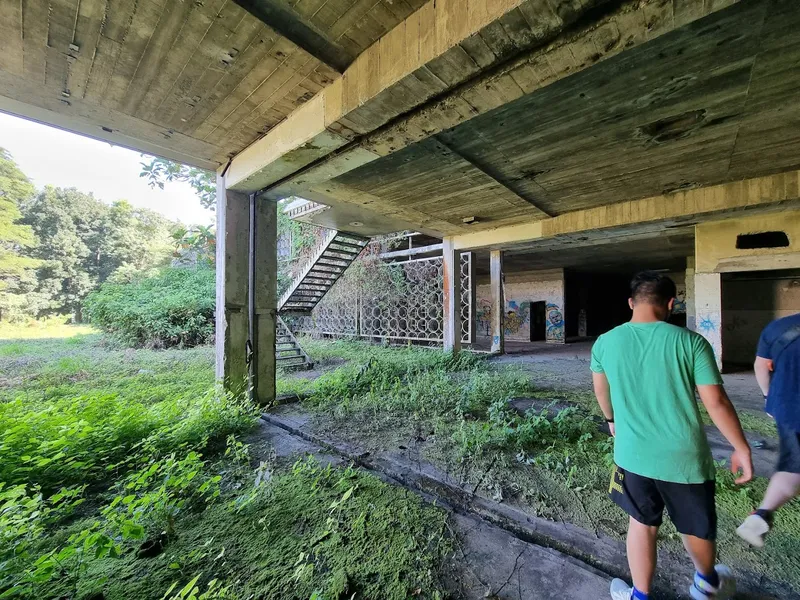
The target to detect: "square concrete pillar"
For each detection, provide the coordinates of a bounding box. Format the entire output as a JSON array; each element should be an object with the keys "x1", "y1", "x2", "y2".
[
  {"x1": 215, "y1": 176, "x2": 276, "y2": 404},
  {"x1": 443, "y1": 238, "x2": 462, "y2": 354},
  {"x1": 490, "y1": 249, "x2": 504, "y2": 354},
  {"x1": 694, "y1": 271, "x2": 722, "y2": 370},
  {"x1": 686, "y1": 256, "x2": 696, "y2": 331}
]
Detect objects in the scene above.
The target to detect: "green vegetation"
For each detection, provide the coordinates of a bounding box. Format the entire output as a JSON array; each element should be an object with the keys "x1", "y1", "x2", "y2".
[
  {"x1": 85, "y1": 267, "x2": 216, "y2": 348},
  {"x1": 286, "y1": 338, "x2": 800, "y2": 592},
  {"x1": 0, "y1": 325, "x2": 452, "y2": 599},
  {"x1": 0, "y1": 149, "x2": 179, "y2": 323}
]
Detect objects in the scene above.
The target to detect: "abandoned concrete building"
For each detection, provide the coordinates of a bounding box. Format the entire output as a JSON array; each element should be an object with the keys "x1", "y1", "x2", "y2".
[{"x1": 2, "y1": 0, "x2": 800, "y2": 403}]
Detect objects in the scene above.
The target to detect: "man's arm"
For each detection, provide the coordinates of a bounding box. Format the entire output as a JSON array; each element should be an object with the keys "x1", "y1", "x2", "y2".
[
  {"x1": 593, "y1": 372, "x2": 615, "y2": 436},
  {"x1": 754, "y1": 356, "x2": 772, "y2": 397},
  {"x1": 697, "y1": 384, "x2": 753, "y2": 484}
]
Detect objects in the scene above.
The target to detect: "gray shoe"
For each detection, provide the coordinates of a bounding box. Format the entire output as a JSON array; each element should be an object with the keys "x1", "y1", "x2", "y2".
[
  {"x1": 610, "y1": 578, "x2": 632, "y2": 600},
  {"x1": 737, "y1": 513, "x2": 770, "y2": 548}
]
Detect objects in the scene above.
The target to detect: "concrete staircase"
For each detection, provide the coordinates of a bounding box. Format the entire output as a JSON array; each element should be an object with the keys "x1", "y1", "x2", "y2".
[
  {"x1": 279, "y1": 229, "x2": 369, "y2": 313},
  {"x1": 276, "y1": 229, "x2": 369, "y2": 369},
  {"x1": 275, "y1": 315, "x2": 314, "y2": 370}
]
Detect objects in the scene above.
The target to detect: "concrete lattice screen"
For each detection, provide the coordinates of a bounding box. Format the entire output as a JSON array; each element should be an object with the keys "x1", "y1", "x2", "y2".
[{"x1": 293, "y1": 254, "x2": 473, "y2": 344}]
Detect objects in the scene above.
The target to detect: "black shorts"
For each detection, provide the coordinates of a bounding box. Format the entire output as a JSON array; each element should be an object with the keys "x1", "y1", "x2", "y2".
[
  {"x1": 777, "y1": 423, "x2": 800, "y2": 474},
  {"x1": 609, "y1": 465, "x2": 717, "y2": 540}
]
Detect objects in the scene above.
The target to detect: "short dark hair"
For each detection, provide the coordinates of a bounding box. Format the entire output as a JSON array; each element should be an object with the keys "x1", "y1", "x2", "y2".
[{"x1": 630, "y1": 271, "x2": 677, "y2": 306}]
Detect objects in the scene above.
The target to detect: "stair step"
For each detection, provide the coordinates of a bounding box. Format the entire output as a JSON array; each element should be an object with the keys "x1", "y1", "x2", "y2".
[
  {"x1": 316, "y1": 260, "x2": 350, "y2": 268},
  {"x1": 330, "y1": 240, "x2": 365, "y2": 251}
]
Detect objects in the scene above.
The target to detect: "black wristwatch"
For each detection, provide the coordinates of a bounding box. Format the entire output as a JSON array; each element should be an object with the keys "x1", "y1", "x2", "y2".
[{"x1": 605, "y1": 418, "x2": 614, "y2": 424}]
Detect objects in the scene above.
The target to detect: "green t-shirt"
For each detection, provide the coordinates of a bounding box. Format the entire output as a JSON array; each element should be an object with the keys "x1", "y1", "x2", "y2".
[{"x1": 590, "y1": 321, "x2": 723, "y2": 484}]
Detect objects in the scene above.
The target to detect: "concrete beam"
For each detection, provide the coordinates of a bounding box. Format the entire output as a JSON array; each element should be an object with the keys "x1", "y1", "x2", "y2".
[
  {"x1": 451, "y1": 169, "x2": 800, "y2": 251},
  {"x1": 230, "y1": 0, "x2": 353, "y2": 73},
  {"x1": 227, "y1": 0, "x2": 740, "y2": 196}
]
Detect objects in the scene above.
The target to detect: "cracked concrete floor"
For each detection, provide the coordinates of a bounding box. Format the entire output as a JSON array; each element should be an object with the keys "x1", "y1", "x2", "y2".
[{"x1": 444, "y1": 512, "x2": 610, "y2": 599}]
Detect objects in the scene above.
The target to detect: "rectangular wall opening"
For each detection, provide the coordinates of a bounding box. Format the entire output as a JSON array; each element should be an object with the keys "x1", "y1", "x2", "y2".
[{"x1": 721, "y1": 269, "x2": 800, "y2": 370}]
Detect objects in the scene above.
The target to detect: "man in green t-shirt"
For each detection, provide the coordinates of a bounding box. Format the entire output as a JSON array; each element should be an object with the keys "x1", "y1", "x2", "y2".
[{"x1": 591, "y1": 272, "x2": 753, "y2": 600}]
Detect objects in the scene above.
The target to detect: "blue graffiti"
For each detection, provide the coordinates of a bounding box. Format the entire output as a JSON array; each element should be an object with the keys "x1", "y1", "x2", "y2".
[{"x1": 698, "y1": 316, "x2": 717, "y2": 333}]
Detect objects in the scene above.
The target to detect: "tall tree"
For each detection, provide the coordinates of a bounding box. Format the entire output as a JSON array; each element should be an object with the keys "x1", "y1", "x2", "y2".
[
  {"x1": 21, "y1": 187, "x2": 175, "y2": 320},
  {"x1": 0, "y1": 149, "x2": 40, "y2": 320}
]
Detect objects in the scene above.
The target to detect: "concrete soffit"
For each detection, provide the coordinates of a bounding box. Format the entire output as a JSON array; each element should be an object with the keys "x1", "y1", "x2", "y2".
[
  {"x1": 449, "y1": 169, "x2": 800, "y2": 252},
  {"x1": 225, "y1": 0, "x2": 742, "y2": 202}
]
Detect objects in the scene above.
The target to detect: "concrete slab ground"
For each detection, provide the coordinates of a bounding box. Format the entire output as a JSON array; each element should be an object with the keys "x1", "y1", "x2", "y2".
[
  {"x1": 261, "y1": 404, "x2": 791, "y2": 600},
  {"x1": 247, "y1": 420, "x2": 613, "y2": 600},
  {"x1": 486, "y1": 340, "x2": 767, "y2": 418}
]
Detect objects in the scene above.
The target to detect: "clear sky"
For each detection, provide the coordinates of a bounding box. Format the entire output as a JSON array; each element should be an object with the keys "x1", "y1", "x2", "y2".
[{"x1": 0, "y1": 111, "x2": 214, "y2": 225}]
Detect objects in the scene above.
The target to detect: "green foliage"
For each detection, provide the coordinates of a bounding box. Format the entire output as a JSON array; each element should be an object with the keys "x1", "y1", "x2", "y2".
[
  {"x1": 0, "y1": 148, "x2": 40, "y2": 319},
  {"x1": 0, "y1": 331, "x2": 256, "y2": 599},
  {"x1": 85, "y1": 267, "x2": 215, "y2": 348},
  {"x1": 172, "y1": 225, "x2": 216, "y2": 268},
  {"x1": 140, "y1": 157, "x2": 216, "y2": 211},
  {"x1": 0, "y1": 333, "x2": 452, "y2": 600},
  {"x1": 18, "y1": 187, "x2": 175, "y2": 320}
]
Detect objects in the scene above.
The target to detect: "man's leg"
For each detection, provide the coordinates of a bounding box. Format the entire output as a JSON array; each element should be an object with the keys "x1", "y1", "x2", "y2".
[
  {"x1": 738, "y1": 425, "x2": 800, "y2": 547},
  {"x1": 760, "y1": 471, "x2": 800, "y2": 512},
  {"x1": 628, "y1": 518, "x2": 658, "y2": 593},
  {"x1": 682, "y1": 534, "x2": 716, "y2": 580}
]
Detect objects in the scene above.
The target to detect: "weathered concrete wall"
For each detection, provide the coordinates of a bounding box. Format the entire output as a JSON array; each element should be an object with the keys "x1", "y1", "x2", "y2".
[
  {"x1": 695, "y1": 272, "x2": 723, "y2": 369},
  {"x1": 686, "y1": 256, "x2": 696, "y2": 331},
  {"x1": 722, "y1": 273, "x2": 800, "y2": 366},
  {"x1": 477, "y1": 268, "x2": 565, "y2": 343},
  {"x1": 696, "y1": 211, "x2": 800, "y2": 274}
]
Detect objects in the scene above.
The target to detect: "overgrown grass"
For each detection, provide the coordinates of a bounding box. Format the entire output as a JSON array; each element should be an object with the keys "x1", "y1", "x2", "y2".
[
  {"x1": 289, "y1": 339, "x2": 800, "y2": 593},
  {"x1": 0, "y1": 319, "x2": 96, "y2": 340},
  {"x1": 0, "y1": 326, "x2": 453, "y2": 600},
  {"x1": 62, "y1": 458, "x2": 451, "y2": 600}
]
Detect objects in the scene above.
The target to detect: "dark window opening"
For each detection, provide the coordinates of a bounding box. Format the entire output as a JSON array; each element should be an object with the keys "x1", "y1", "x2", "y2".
[{"x1": 736, "y1": 231, "x2": 789, "y2": 250}]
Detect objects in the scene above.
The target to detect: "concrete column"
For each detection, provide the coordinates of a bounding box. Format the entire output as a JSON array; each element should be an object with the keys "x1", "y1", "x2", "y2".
[
  {"x1": 443, "y1": 238, "x2": 462, "y2": 354},
  {"x1": 490, "y1": 249, "x2": 504, "y2": 354},
  {"x1": 468, "y1": 252, "x2": 477, "y2": 345},
  {"x1": 686, "y1": 255, "x2": 696, "y2": 331},
  {"x1": 215, "y1": 175, "x2": 276, "y2": 404},
  {"x1": 694, "y1": 272, "x2": 722, "y2": 370},
  {"x1": 253, "y1": 198, "x2": 277, "y2": 405}
]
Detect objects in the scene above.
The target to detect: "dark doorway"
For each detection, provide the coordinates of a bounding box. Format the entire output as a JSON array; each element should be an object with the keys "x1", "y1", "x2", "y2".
[
  {"x1": 721, "y1": 269, "x2": 800, "y2": 370},
  {"x1": 530, "y1": 301, "x2": 547, "y2": 341}
]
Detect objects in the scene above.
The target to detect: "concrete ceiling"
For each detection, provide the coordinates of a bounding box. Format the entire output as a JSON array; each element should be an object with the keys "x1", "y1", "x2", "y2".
[
  {"x1": 475, "y1": 226, "x2": 695, "y2": 274},
  {"x1": 0, "y1": 0, "x2": 424, "y2": 169},
  {"x1": 325, "y1": 0, "x2": 800, "y2": 234}
]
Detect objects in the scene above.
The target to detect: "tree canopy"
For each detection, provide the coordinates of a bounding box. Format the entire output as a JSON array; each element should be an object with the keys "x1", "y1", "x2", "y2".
[
  {"x1": 0, "y1": 148, "x2": 41, "y2": 319},
  {"x1": 0, "y1": 150, "x2": 179, "y2": 321}
]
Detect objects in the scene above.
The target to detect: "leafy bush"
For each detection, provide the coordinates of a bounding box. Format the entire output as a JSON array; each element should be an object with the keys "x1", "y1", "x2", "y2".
[
  {"x1": 85, "y1": 267, "x2": 215, "y2": 348},
  {"x1": 0, "y1": 389, "x2": 256, "y2": 494}
]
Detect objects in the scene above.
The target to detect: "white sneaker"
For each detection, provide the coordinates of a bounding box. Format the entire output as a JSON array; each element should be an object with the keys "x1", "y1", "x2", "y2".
[
  {"x1": 610, "y1": 578, "x2": 633, "y2": 600},
  {"x1": 737, "y1": 513, "x2": 770, "y2": 548},
  {"x1": 690, "y1": 565, "x2": 736, "y2": 600}
]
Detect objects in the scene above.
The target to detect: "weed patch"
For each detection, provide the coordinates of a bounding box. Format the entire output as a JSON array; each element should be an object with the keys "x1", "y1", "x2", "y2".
[{"x1": 289, "y1": 339, "x2": 800, "y2": 593}]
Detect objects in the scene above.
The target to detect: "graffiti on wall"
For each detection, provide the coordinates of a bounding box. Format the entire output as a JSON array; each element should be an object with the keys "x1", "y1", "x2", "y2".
[
  {"x1": 476, "y1": 298, "x2": 492, "y2": 336},
  {"x1": 696, "y1": 312, "x2": 722, "y2": 361},
  {"x1": 505, "y1": 300, "x2": 530, "y2": 335},
  {"x1": 546, "y1": 303, "x2": 564, "y2": 343},
  {"x1": 673, "y1": 286, "x2": 687, "y2": 315}
]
